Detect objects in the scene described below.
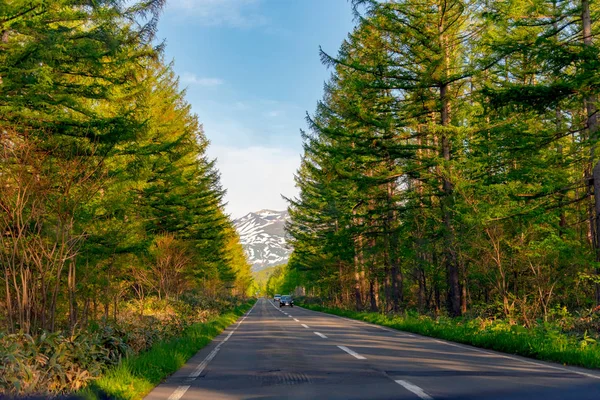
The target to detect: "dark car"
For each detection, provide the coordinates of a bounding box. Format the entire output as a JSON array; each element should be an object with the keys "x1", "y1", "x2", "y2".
[{"x1": 279, "y1": 295, "x2": 294, "y2": 307}]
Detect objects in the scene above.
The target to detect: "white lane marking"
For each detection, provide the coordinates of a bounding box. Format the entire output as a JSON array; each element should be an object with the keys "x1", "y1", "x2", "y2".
[
  {"x1": 168, "y1": 385, "x2": 190, "y2": 400},
  {"x1": 222, "y1": 330, "x2": 234, "y2": 342},
  {"x1": 189, "y1": 345, "x2": 220, "y2": 378},
  {"x1": 288, "y1": 315, "x2": 292, "y2": 318},
  {"x1": 395, "y1": 380, "x2": 433, "y2": 400},
  {"x1": 297, "y1": 306, "x2": 396, "y2": 334},
  {"x1": 293, "y1": 318, "x2": 299, "y2": 322},
  {"x1": 337, "y1": 345, "x2": 366, "y2": 360},
  {"x1": 432, "y1": 339, "x2": 600, "y2": 380},
  {"x1": 300, "y1": 306, "x2": 600, "y2": 381},
  {"x1": 314, "y1": 332, "x2": 328, "y2": 339},
  {"x1": 166, "y1": 302, "x2": 258, "y2": 400},
  {"x1": 301, "y1": 324, "x2": 309, "y2": 329}
]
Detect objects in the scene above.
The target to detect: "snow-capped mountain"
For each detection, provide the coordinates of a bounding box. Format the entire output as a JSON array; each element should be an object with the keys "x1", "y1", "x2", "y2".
[{"x1": 233, "y1": 210, "x2": 291, "y2": 271}]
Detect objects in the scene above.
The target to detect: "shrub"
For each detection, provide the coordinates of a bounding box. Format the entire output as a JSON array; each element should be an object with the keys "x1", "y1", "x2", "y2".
[
  {"x1": 0, "y1": 331, "x2": 111, "y2": 394},
  {"x1": 0, "y1": 295, "x2": 253, "y2": 397}
]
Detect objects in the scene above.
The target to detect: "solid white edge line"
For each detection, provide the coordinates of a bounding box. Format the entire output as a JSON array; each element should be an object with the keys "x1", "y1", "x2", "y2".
[
  {"x1": 167, "y1": 385, "x2": 190, "y2": 400},
  {"x1": 166, "y1": 301, "x2": 258, "y2": 399},
  {"x1": 395, "y1": 380, "x2": 433, "y2": 400},
  {"x1": 301, "y1": 324, "x2": 309, "y2": 329},
  {"x1": 298, "y1": 305, "x2": 600, "y2": 380},
  {"x1": 432, "y1": 339, "x2": 600, "y2": 380},
  {"x1": 337, "y1": 345, "x2": 366, "y2": 360},
  {"x1": 314, "y1": 332, "x2": 328, "y2": 339},
  {"x1": 189, "y1": 346, "x2": 220, "y2": 378}
]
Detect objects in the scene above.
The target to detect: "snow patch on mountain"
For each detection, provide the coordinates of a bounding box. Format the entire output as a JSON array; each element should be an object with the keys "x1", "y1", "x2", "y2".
[{"x1": 233, "y1": 209, "x2": 291, "y2": 271}]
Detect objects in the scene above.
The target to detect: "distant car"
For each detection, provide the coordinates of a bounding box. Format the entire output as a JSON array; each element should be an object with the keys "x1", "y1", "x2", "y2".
[
  {"x1": 279, "y1": 295, "x2": 294, "y2": 307},
  {"x1": 274, "y1": 294, "x2": 281, "y2": 302}
]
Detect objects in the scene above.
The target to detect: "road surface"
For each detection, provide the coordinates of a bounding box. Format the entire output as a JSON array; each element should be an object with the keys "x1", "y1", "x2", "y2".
[{"x1": 145, "y1": 298, "x2": 600, "y2": 400}]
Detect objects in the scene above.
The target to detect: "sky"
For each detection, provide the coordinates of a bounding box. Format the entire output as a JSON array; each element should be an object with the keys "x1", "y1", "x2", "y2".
[{"x1": 156, "y1": 0, "x2": 355, "y2": 219}]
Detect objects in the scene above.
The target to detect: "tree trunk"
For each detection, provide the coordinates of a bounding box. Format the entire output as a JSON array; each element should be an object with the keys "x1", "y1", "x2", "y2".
[
  {"x1": 369, "y1": 279, "x2": 378, "y2": 312},
  {"x1": 440, "y1": 83, "x2": 461, "y2": 317},
  {"x1": 461, "y1": 281, "x2": 467, "y2": 314},
  {"x1": 68, "y1": 260, "x2": 78, "y2": 330},
  {"x1": 583, "y1": 0, "x2": 600, "y2": 305},
  {"x1": 354, "y1": 239, "x2": 363, "y2": 311}
]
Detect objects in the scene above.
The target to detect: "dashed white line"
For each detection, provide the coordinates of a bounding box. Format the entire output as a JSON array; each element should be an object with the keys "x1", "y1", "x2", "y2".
[
  {"x1": 301, "y1": 324, "x2": 309, "y2": 329},
  {"x1": 301, "y1": 303, "x2": 600, "y2": 380},
  {"x1": 293, "y1": 318, "x2": 299, "y2": 322},
  {"x1": 337, "y1": 345, "x2": 366, "y2": 360},
  {"x1": 298, "y1": 306, "x2": 400, "y2": 334},
  {"x1": 288, "y1": 315, "x2": 292, "y2": 318},
  {"x1": 432, "y1": 339, "x2": 600, "y2": 380},
  {"x1": 314, "y1": 332, "x2": 327, "y2": 339},
  {"x1": 168, "y1": 385, "x2": 190, "y2": 400},
  {"x1": 395, "y1": 380, "x2": 433, "y2": 400}
]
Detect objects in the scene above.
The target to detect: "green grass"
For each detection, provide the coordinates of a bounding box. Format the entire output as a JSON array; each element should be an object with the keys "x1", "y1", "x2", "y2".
[
  {"x1": 300, "y1": 303, "x2": 600, "y2": 370},
  {"x1": 79, "y1": 300, "x2": 255, "y2": 400}
]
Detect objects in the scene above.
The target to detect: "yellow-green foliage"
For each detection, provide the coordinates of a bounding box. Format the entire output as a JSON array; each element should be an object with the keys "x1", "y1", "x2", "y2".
[
  {"x1": 266, "y1": 264, "x2": 303, "y2": 296},
  {"x1": 223, "y1": 226, "x2": 254, "y2": 297},
  {"x1": 251, "y1": 264, "x2": 280, "y2": 295}
]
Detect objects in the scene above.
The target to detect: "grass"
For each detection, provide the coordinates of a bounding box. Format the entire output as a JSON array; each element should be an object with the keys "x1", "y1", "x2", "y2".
[
  {"x1": 300, "y1": 303, "x2": 600, "y2": 370},
  {"x1": 79, "y1": 300, "x2": 255, "y2": 400}
]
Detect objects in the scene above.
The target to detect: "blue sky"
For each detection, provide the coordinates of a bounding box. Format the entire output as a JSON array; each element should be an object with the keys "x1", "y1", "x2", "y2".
[{"x1": 157, "y1": 0, "x2": 355, "y2": 218}]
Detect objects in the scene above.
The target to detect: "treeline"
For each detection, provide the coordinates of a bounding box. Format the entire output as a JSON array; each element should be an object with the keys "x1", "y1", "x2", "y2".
[
  {"x1": 264, "y1": 264, "x2": 303, "y2": 297},
  {"x1": 287, "y1": 0, "x2": 600, "y2": 319},
  {"x1": 0, "y1": 0, "x2": 252, "y2": 334}
]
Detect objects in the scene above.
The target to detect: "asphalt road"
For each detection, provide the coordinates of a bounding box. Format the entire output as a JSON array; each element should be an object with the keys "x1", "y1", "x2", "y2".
[{"x1": 144, "y1": 298, "x2": 600, "y2": 400}]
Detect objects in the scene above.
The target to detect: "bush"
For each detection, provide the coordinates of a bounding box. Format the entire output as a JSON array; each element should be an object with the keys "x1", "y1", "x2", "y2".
[
  {"x1": 0, "y1": 295, "x2": 253, "y2": 397},
  {"x1": 80, "y1": 300, "x2": 255, "y2": 400},
  {"x1": 0, "y1": 331, "x2": 113, "y2": 394}
]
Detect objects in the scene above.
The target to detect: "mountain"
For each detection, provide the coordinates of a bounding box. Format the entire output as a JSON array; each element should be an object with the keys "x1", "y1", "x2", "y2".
[{"x1": 233, "y1": 210, "x2": 291, "y2": 271}]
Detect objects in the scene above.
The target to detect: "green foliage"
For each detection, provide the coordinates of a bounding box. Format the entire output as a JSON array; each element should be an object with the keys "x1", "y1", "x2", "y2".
[
  {"x1": 287, "y1": 0, "x2": 600, "y2": 319},
  {"x1": 265, "y1": 264, "x2": 304, "y2": 296},
  {"x1": 0, "y1": 1, "x2": 252, "y2": 398},
  {"x1": 0, "y1": 0, "x2": 252, "y2": 339},
  {"x1": 252, "y1": 265, "x2": 280, "y2": 295}
]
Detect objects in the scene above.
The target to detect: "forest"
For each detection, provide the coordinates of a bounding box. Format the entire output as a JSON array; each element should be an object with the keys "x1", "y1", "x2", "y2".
[
  {"x1": 0, "y1": 1, "x2": 253, "y2": 395},
  {"x1": 286, "y1": 0, "x2": 600, "y2": 325}
]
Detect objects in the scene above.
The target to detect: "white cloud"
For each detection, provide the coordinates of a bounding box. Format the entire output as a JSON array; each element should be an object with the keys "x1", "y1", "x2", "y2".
[
  {"x1": 181, "y1": 73, "x2": 224, "y2": 86},
  {"x1": 207, "y1": 145, "x2": 300, "y2": 218},
  {"x1": 265, "y1": 110, "x2": 279, "y2": 117},
  {"x1": 167, "y1": 0, "x2": 267, "y2": 28}
]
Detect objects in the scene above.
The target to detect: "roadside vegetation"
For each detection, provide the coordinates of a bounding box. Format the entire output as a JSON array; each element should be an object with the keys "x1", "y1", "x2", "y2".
[
  {"x1": 79, "y1": 300, "x2": 254, "y2": 400},
  {"x1": 0, "y1": 1, "x2": 253, "y2": 397},
  {"x1": 300, "y1": 301, "x2": 600, "y2": 370},
  {"x1": 280, "y1": 0, "x2": 600, "y2": 370}
]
